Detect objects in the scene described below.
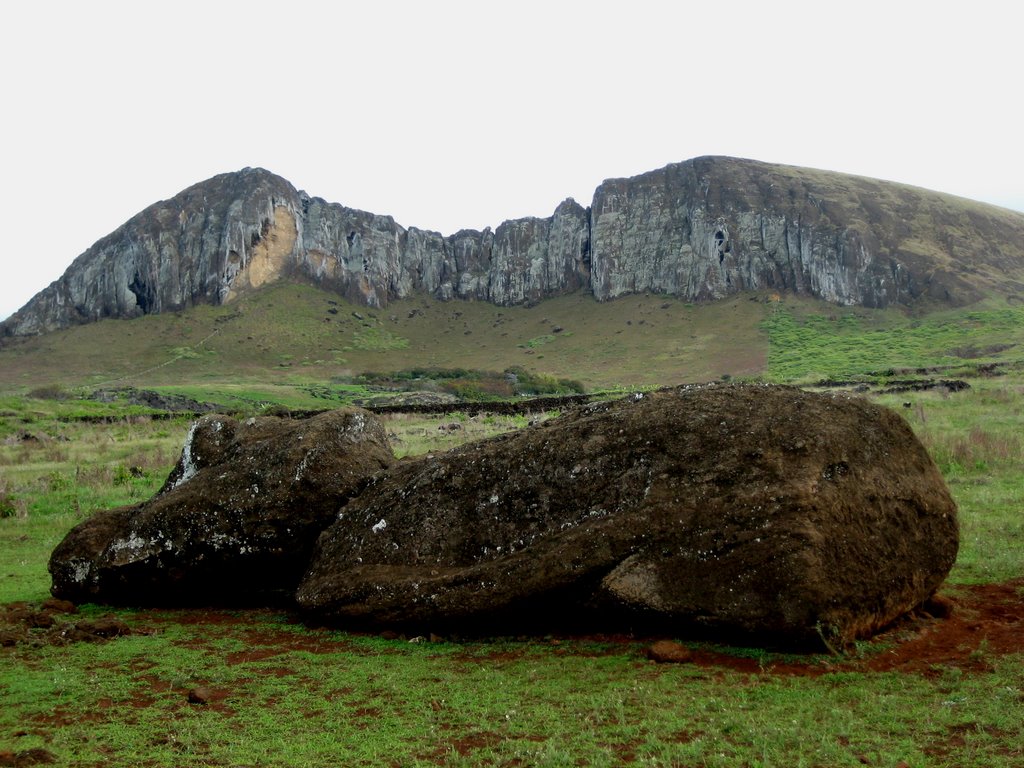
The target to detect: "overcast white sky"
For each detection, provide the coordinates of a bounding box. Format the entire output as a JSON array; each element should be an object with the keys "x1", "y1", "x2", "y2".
[{"x1": 2, "y1": 0, "x2": 1020, "y2": 321}]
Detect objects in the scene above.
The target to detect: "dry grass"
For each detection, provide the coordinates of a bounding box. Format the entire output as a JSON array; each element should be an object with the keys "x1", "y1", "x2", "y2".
[
  {"x1": 0, "y1": 477, "x2": 26, "y2": 518},
  {"x1": 922, "y1": 426, "x2": 1022, "y2": 472},
  {"x1": 382, "y1": 411, "x2": 541, "y2": 458}
]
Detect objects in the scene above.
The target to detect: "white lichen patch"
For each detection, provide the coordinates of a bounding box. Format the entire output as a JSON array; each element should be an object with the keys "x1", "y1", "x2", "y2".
[
  {"x1": 172, "y1": 421, "x2": 202, "y2": 489},
  {"x1": 71, "y1": 560, "x2": 92, "y2": 584},
  {"x1": 372, "y1": 518, "x2": 387, "y2": 533},
  {"x1": 294, "y1": 449, "x2": 317, "y2": 482},
  {"x1": 109, "y1": 532, "x2": 150, "y2": 555},
  {"x1": 349, "y1": 412, "x2": 366, "y2": 434},
  {"x1": 208, "y1": 532, "x2": 240, "y2": 550}
]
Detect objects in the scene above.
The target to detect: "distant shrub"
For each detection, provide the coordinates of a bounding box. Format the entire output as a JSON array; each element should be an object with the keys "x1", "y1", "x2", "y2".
[
  {"x1": 42, "y1": 471, "x2": 73, "y2": 492},
  {"x1": 505, "y1": 367, "x2": 585, "y2": 396},
  {"x1": 0, "y1": 487, "x2": 18, "y2": 518},
  {"x1": 340, "y1": 366, "x2": 583, "y2": 400},
  {"x1": 442, "y1": 380, "x2": 489, "y2": 401},
  {"x1": 519, "y1": 335, "x2": 556, "y2": 349},
  {"x1": 27, "y1": 384, "x2": 70, "y2": 401},
  {"x1": 261, "y1": 404, "x2": 293, "y2": 418},
  {"x1": 441, "y1": 377, "x2": 514, "y2": 399},
  {"x1": 113, "y1": 464, "x2": 147, "y2": 486},
  {"x1": 0, "y1": 477, "x2": 25, "y2": 518},
  {"x1": 353, "y1": 368, "x2": 477, "y2": 386},
  {"x1": 74, "y1": 464, "x2": 115, "y2": 489}
]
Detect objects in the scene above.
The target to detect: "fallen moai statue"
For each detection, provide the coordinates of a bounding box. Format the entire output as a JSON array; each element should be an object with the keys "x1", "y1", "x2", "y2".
[
  {"x1": 297, "y1": 384, "x2": 958, "y2": 647},
  {"x1": 48, "y1": 384, "x2": 959, "y2": 648},
  {"x1": 49, "y1": 409, "x2": 394, "y2": 605}
]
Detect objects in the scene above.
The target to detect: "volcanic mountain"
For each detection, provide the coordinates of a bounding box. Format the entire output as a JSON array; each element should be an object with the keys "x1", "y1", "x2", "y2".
[{"x1": 4, "y1": 156, "x2": 1024, "y2": 339}]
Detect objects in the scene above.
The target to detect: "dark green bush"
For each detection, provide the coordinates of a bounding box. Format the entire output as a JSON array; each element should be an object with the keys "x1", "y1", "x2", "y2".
[
  {"x1": 0, "y1": 492, "x2": 19, "y2": 518},
  {"x1": 26, "y1": 384, "x2": 70, "y2": 401}
]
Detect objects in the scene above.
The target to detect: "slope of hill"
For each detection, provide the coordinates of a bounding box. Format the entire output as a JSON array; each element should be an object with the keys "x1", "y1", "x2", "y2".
[
  {"x1": 1, "y1": 281, "x2": 1022, "y2": 405},
  {"x1": 5, "y1": 157, "x2": 1024, "y2": 340},
  {"x1": 0, "y1": 284, "x2": 771, "y2": 396}
]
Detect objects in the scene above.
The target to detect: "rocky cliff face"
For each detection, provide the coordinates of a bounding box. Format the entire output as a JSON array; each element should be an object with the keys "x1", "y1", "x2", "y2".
[
  {"x1": 590, "y1": 158, "x2": 1024, "y2": 307},
  {"x1": 4, "y1": 169, "x2": 303, "y2": 336},
  {"x1": 5, "y1": 157, "x2": 1024, "y2": 337}
]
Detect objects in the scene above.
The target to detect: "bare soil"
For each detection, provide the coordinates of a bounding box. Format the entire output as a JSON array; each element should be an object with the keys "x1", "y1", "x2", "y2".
[{"x1": 3, "y1": 579, "x2": 1020, "y2": 674}]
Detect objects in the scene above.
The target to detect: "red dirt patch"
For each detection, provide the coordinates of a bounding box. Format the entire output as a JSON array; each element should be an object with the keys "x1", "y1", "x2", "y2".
[
  {"x1": 646, "y1": 580, "x2": 1023, "y2": 677},
  {"x1": 3, "y1": 579, "x2": 1021, "y2": 677},
  {"x1": 858, "y1": 580, "x2": 1023, "y2": 675},
  {"x1": 0, "y1": 748, "x2": 56, "y2": 767},
  {"x1": 419, "y1": 730, "x2": 505, "y2": 763}
]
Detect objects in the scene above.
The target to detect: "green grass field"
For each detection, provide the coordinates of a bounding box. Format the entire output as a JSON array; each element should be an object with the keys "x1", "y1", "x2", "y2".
[{"x1": 1, "y1": 286, "x2": 1023, "y2": 766}]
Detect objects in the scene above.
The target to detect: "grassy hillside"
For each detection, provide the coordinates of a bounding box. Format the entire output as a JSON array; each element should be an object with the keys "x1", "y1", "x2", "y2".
[
  {"x1": 764, "y1": 297, "x2": 1024, "y2": 383},
  {"x1": 2, "y1": 281, "x2": 1023, "y2": 765},
  {"x1": 2, "y1": 281, "x2": 1022, "y2": 410},
  {"x1": 0, "y1": 283, "x2": 770, "y2": 403}
]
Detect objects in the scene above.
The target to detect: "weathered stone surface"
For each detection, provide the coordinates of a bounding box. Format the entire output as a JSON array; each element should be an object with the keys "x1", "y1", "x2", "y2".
[
  {"x1": 297, "y1": 195, "x2": 406, "y2": 308},
  {"x1": 488, "y1": 198, "x2": 590, "y2": 306},
  {"x1": 297, "y1": 385, "x2": 958, "y2": 647},
  {"x1": 5, "y1": 156, "x2": 1023, "y2": 338},
  {"x1": 49, "y1": 409, "x2": 394, "y2": 605},
  {"x1": 589, "y1": 157, "x2": 1024, "y2": 307},
  {"x1": 4, "y1": 168, "x2": 303, "y2": 336},
  {"x1": 646, "y1": 640, "x2": 693, "y2": 664}
]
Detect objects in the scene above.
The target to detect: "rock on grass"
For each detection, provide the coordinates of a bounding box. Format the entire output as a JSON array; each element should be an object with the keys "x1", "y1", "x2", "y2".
[
  {"x1": 49, "y1": 409, "x2": 394, "y2": 605},
  {"x1": 298, "y1": 384, "x2": 958, "y2": 648}
]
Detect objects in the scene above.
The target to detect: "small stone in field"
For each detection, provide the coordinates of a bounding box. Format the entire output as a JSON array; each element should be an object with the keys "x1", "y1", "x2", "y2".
[
  {"x1": 646, "y1": 640, "x2": 693, "y2": 664},
  {"x1": 188, "y1": 687, "x2": 214, "y2": 705}
]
